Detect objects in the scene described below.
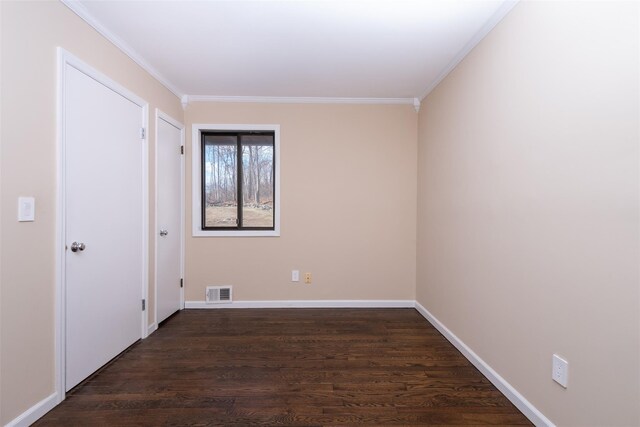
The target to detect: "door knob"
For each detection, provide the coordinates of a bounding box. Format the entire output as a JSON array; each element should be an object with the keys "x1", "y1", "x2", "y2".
[
  {"x1": 70, "y1": 242, "x2": 86, "y2": 252},
  {"x1": 159, "y1": 230, "x2": 168, "y2": 237}
]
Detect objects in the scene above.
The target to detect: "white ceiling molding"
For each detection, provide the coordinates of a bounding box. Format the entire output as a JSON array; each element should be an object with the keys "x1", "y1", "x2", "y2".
[
  {"x1": 60, "y1": 0, "x2": 184, "y2": 99},
  {"x1": 418, "y1": 0, "x2": 519, "y2": 101},
  {"x1": 61, "y1": 0, "x2": 517, "y2": 104},
  {"x1": 187, "y1": 95, "x2": 416, "y2": 106}
]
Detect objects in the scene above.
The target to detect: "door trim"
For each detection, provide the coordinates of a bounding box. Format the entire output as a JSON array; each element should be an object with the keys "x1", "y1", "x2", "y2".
[
  {"x1": 153, "y1": 109, "x2": 185, "y2": 329},
  {"x1": 55, "y1": 48, "x2": 149, "y2": 402}
]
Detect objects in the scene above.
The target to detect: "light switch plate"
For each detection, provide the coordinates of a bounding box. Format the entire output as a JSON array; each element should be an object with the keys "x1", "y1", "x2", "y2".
[{"x1": 18, "y1": 197, "x2": 35, "y2": 222}]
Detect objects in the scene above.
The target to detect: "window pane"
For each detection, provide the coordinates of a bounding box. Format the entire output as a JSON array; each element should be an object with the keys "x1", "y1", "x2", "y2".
[
  {"x1": 203, "y1": 136, "x2": 237, "y2": 228},
  {"x1": 241, "y1": 135, "x2": 274, "y2": 228}
]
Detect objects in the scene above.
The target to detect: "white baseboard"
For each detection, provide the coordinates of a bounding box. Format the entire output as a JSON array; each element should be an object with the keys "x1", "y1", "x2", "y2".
[
  {"x1": 5, "y1": 301, "x2": 552, "y2": 427},
  {"x1": 414, "y1": 302, "x2": 554, "y2": 427},
  {"x1": 184, "y1": 299, "x2": 415, "y2": 309},
  {"x1": 5, "y1": 392, "x2": 58, "y2": 427},
  {"x1": 147, "y1": 322, "x2": 158, "y2": 336}
]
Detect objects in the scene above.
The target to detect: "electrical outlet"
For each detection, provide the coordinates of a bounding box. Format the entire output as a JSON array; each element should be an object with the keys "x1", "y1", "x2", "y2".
[
  {"x1": 552, "y1": 354, "x2": 568, "y2": 388},
  {"x1": 304, "y1": 273, "x2": 312, "y2": 284},
  {"x1": 291, "y1": 270, "x2": 299, "y2": 282}
]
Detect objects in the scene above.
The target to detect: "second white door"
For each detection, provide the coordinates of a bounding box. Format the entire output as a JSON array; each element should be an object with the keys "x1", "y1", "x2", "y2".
[{"x1": 156, "y1": 113, "x2": 183, "y2": 324}]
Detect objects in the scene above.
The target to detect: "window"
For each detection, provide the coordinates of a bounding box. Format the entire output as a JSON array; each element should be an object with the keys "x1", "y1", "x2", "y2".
[
  {"x1": 202, "y1": 131, "x2": 274, "y2": 229},
  {"x1": 192, "y1": 124, "x2": 280, "y2": 237}
]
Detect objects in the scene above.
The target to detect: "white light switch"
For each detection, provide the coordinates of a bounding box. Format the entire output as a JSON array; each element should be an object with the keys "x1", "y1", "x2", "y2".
[
  {"x1": 18, "y1": 197, "x2": 35, "y2": 222},
  {"x1": 292, "y1": 270, "x2": 300, "y2": 282}
]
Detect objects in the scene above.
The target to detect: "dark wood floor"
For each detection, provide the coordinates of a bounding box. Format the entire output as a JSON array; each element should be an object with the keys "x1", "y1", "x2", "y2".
[{"x1": 36, "y1": 309, "x2": 531, "y2": 426}]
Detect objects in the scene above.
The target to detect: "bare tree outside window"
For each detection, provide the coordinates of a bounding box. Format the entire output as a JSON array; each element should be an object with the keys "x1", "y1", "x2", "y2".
[
  {"x1": 242, "y1": 135, "x2": 274, "y2": 227},
  {"x1": 202, "y1": 132, "x2": 275, "y2": 230}
]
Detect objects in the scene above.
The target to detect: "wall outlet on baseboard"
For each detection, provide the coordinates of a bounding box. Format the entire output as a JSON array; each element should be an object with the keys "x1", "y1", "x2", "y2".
[{"x1": 552, "y1": 354, "x2": 568, "y2": 388}]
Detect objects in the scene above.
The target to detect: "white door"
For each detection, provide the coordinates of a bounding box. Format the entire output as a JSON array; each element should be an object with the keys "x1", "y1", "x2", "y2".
[
  {"x1": 156, "y1": 114, "x2": 183, "y2": 323},
  {"x1": 64, "y1": 64, "x2": 146, "y2": 391}
]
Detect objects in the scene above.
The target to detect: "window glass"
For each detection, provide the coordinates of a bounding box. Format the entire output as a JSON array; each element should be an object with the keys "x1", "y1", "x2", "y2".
[
  {"x1": 241, "y1": 135, "x2": 274, "y2": 228},
  {"x1": 201, "y1": 132, "x2": 275, "y2": 230},
  {"x1": 203, "y1": 135, "x2": 237, "y2": 228}
]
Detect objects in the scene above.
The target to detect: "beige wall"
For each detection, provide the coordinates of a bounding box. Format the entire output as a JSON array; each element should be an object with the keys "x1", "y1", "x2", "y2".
[
  {"x1": 0, "y1": 1, "x2": 182, "y2": 423},
  {"x1": 2, "y1": 0, "x2": 638, "y2": 425},
  {"x1": 185, "y1": 102, "x2": 417, "y2": 302},
  {"x1": 416, "y1": 1, "x2": 639, "y2": 426}
]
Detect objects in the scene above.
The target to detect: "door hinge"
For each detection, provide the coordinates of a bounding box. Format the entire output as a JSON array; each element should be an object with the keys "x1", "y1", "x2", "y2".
[
  {"x1": 180, "y1": 278, "x2": 183, "y2": 288},
  {"x1": 142, "y1": 299, "x2": 146, "y2": 311},
  {"x1": 180, "y1": 145, "x2": 184, "y2": 155},
  {"x1": 140, "y1": 127, "x2": 146, "y2": 139}
]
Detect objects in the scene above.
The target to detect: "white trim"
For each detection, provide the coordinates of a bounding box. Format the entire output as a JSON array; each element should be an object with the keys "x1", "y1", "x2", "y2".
[
  {"x1": 30, "y1": 290, "x2": 554, "y2": 427},
  {"x1": 147, "y1": 322, "x2": 158, "y2": 336},
  {"x1": 4, "y1": 392, "x2": 58, "y2": 427},
  {"x1": 58, "y1": 0, "x2": 516, "y2": 104},
  {"x1": 414, "y1": 302, "x2": 554, "y2": 427},
  {"x1": 55, "y1": 48, "x2": 149, "y2": 399},
  {"x1": 418, "y1": 0, "x2": 519, "y2": 101},
  {"x1": 154, "y1": 109, "x2": 186, "y2": 329},
  {"x1": 141, "y1": 104, "x2": 150, "y2": 340},
  {"x1": 59, "y1": 0, "x2": 184, "y2": 99},
  {"x1": 55, "y1": 47, "x2": 66, "y2": 407},
  {"x1": 187, "y1": 95, "x2": 415, "y2": 105},
  {"x1": 58, "y1": 0, "x2": 517, "y2": 104},
  {"x1": 57, "y1": 49, "x2": 148, "y2": 115},
  {"x1": 191, "y1": 124, "x2": 281, "y2": 237},
  {"x1": 185, "y1": 300, "x2": 415, "y2": 309}
]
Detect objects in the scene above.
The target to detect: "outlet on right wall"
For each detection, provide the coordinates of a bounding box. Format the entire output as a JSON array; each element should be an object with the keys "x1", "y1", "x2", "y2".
[{"x1": 416, "y1": 1, "x2": 639, "y2": 426}]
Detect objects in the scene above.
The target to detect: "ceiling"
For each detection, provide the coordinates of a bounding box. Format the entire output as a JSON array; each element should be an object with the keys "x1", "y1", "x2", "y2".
[{"x1": 62, "y1": 0, "x2": 517, "y2": 102}]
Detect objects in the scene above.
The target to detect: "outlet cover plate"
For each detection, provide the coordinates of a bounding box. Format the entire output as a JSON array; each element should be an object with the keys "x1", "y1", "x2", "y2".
[{"x1": 552, "y1": 354, "x2": 568, "y2": 388}]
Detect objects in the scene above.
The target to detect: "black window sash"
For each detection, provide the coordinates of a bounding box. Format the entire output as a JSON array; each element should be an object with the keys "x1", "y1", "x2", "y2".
[{"x1": 201, "y1": 131, "x2": 275, "y2": 231}]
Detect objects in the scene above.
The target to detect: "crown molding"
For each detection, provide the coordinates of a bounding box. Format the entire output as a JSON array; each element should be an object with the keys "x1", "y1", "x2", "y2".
[
  {"x1": 186, "y1": 95, "x2": 416, "y2": 106},
  {"x1": 418, "y1": 0, "x2": 520, "y2": 101},
  {"x1": 60, "y1": 0, "x2": 517, "y2": 106},
  {"x1": 60, "y1": 0, "x2": 184, "y2": 99}
]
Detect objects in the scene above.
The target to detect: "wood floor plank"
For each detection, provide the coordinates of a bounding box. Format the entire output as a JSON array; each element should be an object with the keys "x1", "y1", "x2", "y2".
[{"x1": 35, "y1": 308, "x2": 532, "y2": 426}]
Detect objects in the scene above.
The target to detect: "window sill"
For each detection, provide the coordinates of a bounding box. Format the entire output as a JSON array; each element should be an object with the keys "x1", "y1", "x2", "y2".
[{"x1": 192, "y1": 229, "x2": 280, "y2": 237}]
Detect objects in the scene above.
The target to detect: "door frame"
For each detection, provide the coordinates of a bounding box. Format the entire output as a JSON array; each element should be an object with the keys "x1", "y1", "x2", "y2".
[
  {"x1": 152, "y1": 109, "x2": 185, "y2": 331},
  {"x1": 55, "y1": 48, "x2": 149, "y2": 402}
]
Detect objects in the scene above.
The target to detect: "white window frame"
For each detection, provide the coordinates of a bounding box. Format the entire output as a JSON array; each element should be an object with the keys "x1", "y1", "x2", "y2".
[{"x1": 192, "y1": 124, "x2": 280, "y2": 237}]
